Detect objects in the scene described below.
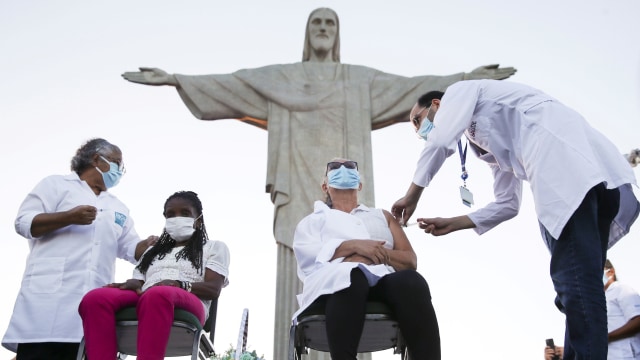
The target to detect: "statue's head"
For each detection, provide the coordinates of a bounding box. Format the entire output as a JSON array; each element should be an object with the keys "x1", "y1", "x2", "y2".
[{"x1": 302, "y1": 7, "x2": 340, "y2": 63}]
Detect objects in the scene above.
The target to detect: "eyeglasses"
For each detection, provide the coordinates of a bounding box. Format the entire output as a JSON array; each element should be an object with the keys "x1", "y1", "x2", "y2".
[
  {"x1": 99, "y1": 155, "x2": 126, "y2": 173},
  {"x1": 326, "y1": 161, "x2": 358, "y2": 174},
  {"x1": 411, "y1": 106, "x2": 429, "y2": 131}
]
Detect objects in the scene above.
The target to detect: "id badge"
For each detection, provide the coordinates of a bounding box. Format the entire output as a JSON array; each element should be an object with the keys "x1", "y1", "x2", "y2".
[{"x1": 459, "y1": 186, "x2": 474, "y2": 207}]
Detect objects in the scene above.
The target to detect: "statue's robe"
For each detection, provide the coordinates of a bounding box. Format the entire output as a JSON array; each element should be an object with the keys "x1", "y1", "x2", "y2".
[{"x1": 175, "y1": 62, "x2": 465, "y2": 248}]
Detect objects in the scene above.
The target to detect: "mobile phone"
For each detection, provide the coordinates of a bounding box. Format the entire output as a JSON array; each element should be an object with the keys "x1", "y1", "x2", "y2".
[
  {"x1": 545, "y1": 338, "x2": 555, "y2": 348},
  {"x1": 545, "y1": 339, "x2": 559, "y2": 360}
]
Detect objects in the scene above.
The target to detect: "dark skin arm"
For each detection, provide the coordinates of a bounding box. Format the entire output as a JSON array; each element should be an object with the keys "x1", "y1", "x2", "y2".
[
  {"x1": 147, "y1": 268, "x2": 225, "y2": 300},
  {"x1": 134, "y1": 236, "x2": 159, "y2": 261},
  {"x1": 106, "y1": 279, "x2": 145, "y2": 294},
  {"x1": 30, "y1": 205, "x2": 97, "y2": 237},
  {"x1": 608, "y1": 315, "x2": 640, "y2": 342},
  {"x1": 31, "y1": 206, "x2": 156, "y2": 261},
  {"x1": 106, "y1": 268, "x2": 225, "y2": 300}
]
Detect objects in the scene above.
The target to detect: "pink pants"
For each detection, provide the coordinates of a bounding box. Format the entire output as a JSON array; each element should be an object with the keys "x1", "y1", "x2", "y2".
[{"x1": 78, "y1": 286, "x2": 205, "y2": 360}]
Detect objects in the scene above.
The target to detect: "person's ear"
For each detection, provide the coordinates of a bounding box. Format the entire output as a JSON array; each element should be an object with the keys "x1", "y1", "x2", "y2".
[
  {"x1": 432, "y1": 99, "x2": 441, "y2": 108},
  {"x1": 358, "y1": 182, "x2": 363, "y2": 191},
  {"x1": 92, "y1": 153, "x2": 101, "y2": 166},
  {"x1": 321, "y1": 182, "x2": 328, "y2": 193}
]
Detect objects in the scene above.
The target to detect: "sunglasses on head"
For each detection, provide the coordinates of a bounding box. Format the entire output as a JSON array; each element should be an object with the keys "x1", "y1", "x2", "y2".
[{"x1": 326, "y1": 161, "x2": 358, "y2": 174}]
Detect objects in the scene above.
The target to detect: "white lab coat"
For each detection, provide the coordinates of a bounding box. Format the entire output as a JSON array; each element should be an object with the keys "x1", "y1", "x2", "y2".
[
  {"x1": 606, "y1": 281, "x2": 640, "y2": 359},
  {"x1": 413, "y1": 80, "x2": 639, "y2": 245},
  {"x1": 292, "y1": 201, "x2": 395, "y2": 320},
  {"x1": 2, "y1": 173, "x2": 141, "y2": 352}
]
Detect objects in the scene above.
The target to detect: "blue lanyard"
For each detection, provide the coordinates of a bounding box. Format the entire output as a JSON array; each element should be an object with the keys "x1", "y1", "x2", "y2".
[{"x1": 458, "y1": 139, "x2": 468, "y2": 186}]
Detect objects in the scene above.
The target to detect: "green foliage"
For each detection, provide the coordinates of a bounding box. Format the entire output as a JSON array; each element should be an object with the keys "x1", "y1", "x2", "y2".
[{"x1": 211, "y1": 344, "x2": 266, "y2": 360}]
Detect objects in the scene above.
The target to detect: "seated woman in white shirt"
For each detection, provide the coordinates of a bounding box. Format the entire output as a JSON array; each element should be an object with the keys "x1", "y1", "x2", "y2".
[
  {"x1": 78, "y1": 191, "x2": 230, "y2": 360},
  {"x1": 293, "y1": 158, "x2": 441, "y2": 360}
]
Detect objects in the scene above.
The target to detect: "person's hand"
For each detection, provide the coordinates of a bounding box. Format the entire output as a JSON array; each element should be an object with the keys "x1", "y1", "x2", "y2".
[
  {"x1": 105, "y1": 279, "x2": 144, "y2": 294},
  {"x1": 544, "y1": 345, "x2": 563, "y2": 360},
  {"x1": 391, "y1": 197, "x2": 417, "y2": 226},
  {"x1": 66, "y1": 205, "x2": 97, "y2": 225},
  {"x1": 465, "y1": 64, "x2": 517, "y2": 80},
  {"x1": 148, "y1": 279, "x2": 181, "y2": 289},
  {"x1": 145, "y1": 235, "x2": 159, "y2": 247},
  {"x1": 391, "y1": 183, "x2": 423, "y2": 226},
  {"x1": 121, "y1": 67, "x2": 177, "y2": 86},
  {"x1": 351, "y1": 240, "x2": 389, "y2": 265},
  {"x1": 417, "y1": 215, "x2": 475, "y2": 236}
]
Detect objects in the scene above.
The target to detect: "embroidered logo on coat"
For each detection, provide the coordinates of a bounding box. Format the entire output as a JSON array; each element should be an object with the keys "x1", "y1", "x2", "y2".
[{"x1": 114, "y1": 212, "x2": 126, "y2": 228}]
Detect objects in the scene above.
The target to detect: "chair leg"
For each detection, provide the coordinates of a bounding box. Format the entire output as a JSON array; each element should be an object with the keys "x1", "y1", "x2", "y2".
[
  {"x1": 76, "y1": 338, "x2": 86, "y2": 360},
  {"x1": 288, "y1": 325, "x2": 296, "y2": 360}
]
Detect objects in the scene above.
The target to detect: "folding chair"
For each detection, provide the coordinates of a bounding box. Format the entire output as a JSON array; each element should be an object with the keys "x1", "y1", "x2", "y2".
[
  {"x1": 76, "y1": 298, "x2": 218, "y2": 360},
  {"x1": 288, "y1": 300, "x2": 409, "y2": 360}
]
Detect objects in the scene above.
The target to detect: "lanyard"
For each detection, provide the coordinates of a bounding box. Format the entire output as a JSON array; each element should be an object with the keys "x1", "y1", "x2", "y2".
[{"x1": 457, "y1": 139, "x2": 468, "y2": 187}]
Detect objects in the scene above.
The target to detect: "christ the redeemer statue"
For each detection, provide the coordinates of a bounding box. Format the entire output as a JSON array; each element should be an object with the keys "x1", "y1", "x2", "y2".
[{"x1": 122, "y1": 7, "x2": 516, "y2": 360}]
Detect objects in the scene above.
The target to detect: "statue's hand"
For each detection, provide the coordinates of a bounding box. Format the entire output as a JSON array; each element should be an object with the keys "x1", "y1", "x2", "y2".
[
  {"x1": 465, "y1": 64, "x2": 517, "y2": 80},
  {"x1": 121, "y1": 67, "x2": 177, "y2": 86}
]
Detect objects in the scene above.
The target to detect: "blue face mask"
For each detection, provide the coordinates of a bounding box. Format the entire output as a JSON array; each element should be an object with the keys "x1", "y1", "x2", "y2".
[
  {"x1": 96, "y1": 156, "x2": 124, "y2": 189},
  {"x1": 417, "y1": 118, "x2": 435, "y2": 141},
  {"x1": 327, "y1": 166, "x2": 360, "y2": 189}
]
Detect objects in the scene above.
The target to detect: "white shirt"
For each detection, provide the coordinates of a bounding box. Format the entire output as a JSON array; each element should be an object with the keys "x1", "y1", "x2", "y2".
[
  {"x1": 132, "y1": 240, "x2": 230, "y2": 316},
  {"x1": 413, "y1": 80, "x2": 639, "y2": 244},
  {"x1": 3, "y1": 173, "x2": 142, "y2": 351},
  {"x1": 292, "y1": 201, "x2": 395, "y2": 320},
  {"x1": 607, "y1": 281, "x2": 640, "y2": 359}
]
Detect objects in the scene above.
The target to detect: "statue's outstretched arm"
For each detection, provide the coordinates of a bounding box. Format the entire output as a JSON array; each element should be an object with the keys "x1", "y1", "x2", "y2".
[
  {"x1": 121, "y1": 67, "x2": 178, "y2": 86},
  {"x1": 464, "y1": 64, "x2": 517, "y2": 80}
]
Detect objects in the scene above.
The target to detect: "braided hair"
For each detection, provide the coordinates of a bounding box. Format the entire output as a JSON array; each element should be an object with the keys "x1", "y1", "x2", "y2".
[{"x1": 136, "y1": 191, "x2": 208, "y2": 275}]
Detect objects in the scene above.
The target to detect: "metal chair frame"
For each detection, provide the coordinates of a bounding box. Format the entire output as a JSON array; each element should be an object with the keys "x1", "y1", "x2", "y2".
[
  {"x1": 288, "y1": 300, "x2": 409, "y2": 360},
  {"x1": 76, "y1": 298, "x2": 218, "y2": 360}
]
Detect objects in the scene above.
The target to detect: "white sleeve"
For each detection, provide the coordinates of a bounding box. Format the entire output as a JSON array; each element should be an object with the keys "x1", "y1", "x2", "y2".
[
  {"x1": 616, "y1": 283, "x2": 640, "y2": 321},
  {"x1": 468, "y1": 164, "x2": 522, "y2": 235},
  {"x1": 205, "y1": 241, "x2": 231, "y2": 287},
  {"x1": 14, "y1": 176, "x2": 57, "y2": 240},
  {"x1": 413, "y1": 81, "x2": 482, "y2": 187},
  {"x1": 293, "y1": 214, "x2": 325, "y2": 281}
]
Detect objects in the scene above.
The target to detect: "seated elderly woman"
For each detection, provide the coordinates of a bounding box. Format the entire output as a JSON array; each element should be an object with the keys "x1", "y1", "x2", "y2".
[
  {"x1": 78, "y1": 191, "x2": 230, "y2": 360},
  {"x1": 292, "y1": 159, "x2": 441, "y2": 360}
]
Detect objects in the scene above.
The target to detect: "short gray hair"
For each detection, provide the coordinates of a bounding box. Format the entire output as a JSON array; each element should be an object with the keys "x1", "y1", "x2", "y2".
[{"x1": 70, "y1": 138, "x2": 120, "y2": 175}]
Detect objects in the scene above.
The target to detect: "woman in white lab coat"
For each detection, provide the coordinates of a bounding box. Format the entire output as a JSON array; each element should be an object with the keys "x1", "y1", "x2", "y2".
[
  {"x1": 293, "y1": 158, "x2": 441, "y2": 360},
  {"x1": 2, "y1": 138, "x2": 155, "y2": 360}
]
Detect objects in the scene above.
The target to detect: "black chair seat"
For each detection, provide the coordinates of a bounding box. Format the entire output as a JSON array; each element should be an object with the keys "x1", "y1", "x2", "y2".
[{"x1": 289, "y1": 300, "x2": 408, "y2": 360}]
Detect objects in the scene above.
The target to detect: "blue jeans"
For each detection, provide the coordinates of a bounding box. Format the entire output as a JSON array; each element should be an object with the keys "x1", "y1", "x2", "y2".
[{"x1": 544, "y1": 183, "x2": 620, "y2": 360}]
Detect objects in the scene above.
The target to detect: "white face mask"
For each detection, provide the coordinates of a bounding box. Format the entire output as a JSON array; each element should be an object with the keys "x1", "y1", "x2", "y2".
[
  {"x1": 164, "y1": 215, "x2": 200, "y2": 241},
  {"x1": 603, "y1": 270, "x2": 611, "y2": 286}
]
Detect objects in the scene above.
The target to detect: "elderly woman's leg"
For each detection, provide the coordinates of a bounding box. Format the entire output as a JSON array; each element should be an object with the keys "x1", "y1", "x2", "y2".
[
  {"x1": 324, "y1": 268, "x2": 370, "y2": 360},
  {"x1": 371, "y1": 270, "x2": 441, "y2": 360}
]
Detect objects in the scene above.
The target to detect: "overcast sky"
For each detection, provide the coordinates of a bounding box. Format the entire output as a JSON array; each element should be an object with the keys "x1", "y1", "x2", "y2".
[{"x1": 1, "y1": 1, "x2": 639, "y2": 359}]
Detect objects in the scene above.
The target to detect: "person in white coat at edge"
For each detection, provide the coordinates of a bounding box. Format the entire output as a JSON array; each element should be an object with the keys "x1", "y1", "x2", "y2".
[
  {"x1": 603, "y1": 259, "x2": 640, "y2": 359},
  {"x1": 292, "y1": 158, "x2": 441, "y2": 360},
  {"x1": 391, "y1": 79, "x2": 640, "y2": 360},
  {"x1": 545, "y1": 259, "x2": 640, "y2": 360},
  {"x1": 2, "y1": 138, "x2": 157, "y2": 360}
]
